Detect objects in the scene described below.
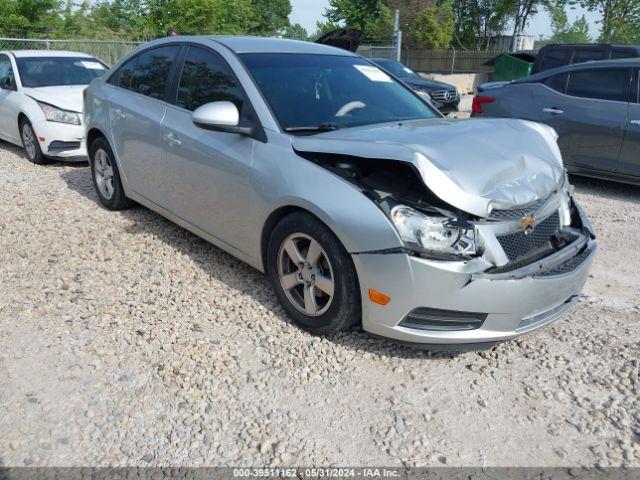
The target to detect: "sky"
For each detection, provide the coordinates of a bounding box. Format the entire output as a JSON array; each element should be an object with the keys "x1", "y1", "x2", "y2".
[{"x1": 289, "y1": 0, "x2": 602, "y2": 40}]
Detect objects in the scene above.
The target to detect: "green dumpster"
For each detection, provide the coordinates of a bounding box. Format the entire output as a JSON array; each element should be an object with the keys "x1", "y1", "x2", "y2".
[{"x1": 492, "y1": 52, "x2": 535, "y2": 81}]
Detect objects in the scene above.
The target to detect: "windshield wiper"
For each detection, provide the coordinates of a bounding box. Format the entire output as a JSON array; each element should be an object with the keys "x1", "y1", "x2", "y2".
[{"x1": 285, "y1": 122, "x2": 344, "y2": 133}]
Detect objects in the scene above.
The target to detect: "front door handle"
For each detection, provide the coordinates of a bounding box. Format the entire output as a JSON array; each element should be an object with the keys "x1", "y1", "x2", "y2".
[
  {"x1": 162, "y1": 132, "x2": 181, "y2": 147},
  {"x1": 543, "y1": 107, "x2": 564, "y2": 115},
  {"x1": 630, "y1": 120, "x2": 640, "y2": 126},
  {"x1": 113, "y1": 108, "x2": 126, "y2": 119}
]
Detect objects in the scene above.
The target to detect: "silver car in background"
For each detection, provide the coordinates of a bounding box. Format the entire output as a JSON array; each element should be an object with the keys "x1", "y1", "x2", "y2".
[{"x1": 84, "y1": 36, "x2": 596, "y2": 350}]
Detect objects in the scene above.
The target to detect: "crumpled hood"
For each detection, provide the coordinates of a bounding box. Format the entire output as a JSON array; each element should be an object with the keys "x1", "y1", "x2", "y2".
[
  {"x1": 292, "y1": 118, "x2": 564, "y2": 218},
  {"x1": 23, "y1": 85, "x2": 85, "y2": 113}
]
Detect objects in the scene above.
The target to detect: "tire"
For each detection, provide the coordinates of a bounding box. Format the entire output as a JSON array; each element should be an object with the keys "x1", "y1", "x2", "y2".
[
  {"x1": 20, "y1": 118, "x2": 49, "y2": 165},
  {"x1": 89, "y1": 136, "x2": 133, "y2": 210},
  {"x1": 267, "y1": 211, "x2": 361, "y2": 335}
]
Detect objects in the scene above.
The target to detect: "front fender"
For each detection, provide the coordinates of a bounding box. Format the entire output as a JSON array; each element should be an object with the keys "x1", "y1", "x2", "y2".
[{"x1": 249, "y1": 131, "x2": 403, "y2": 264}]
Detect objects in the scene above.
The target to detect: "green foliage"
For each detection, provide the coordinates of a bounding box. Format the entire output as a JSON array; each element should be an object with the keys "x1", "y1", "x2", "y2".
[
  {"x1": 547, "y1": 2, "x2": 591, "y2": 43},
  {"x1": 0, "y1": 0, "x2": 292, "y2": 39},
  {"x1": 282, "y1": 22, "x2": 308, "y2": 40},
  {"x1": 248, "y1": 0, "x2": 291, "y2": 35},
  {"x1": 309, "y1": 20, "x2": 342, "y2": 40},
  {"x1": 575, "y1": 0, "x2": 640, "y2": 43},
  {"x1": 324, "y1": 0, "x2": 393, "y2": 36},
  {"x1": 452, "y1": 0, "x2": 512, "y2": 49},
  {"x1": 413, "y1": 1, "x2": 455, "y2": 48}
]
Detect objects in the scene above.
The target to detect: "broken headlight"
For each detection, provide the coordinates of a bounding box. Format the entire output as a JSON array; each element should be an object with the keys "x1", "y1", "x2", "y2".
[{"x1": 390, "y1": 205, "x2": 477, "y2": 259}]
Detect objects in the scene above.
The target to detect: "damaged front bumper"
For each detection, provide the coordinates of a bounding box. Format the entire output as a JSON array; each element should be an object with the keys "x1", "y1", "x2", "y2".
[{"x1": 351, "y1": 202, "x2": 596, "y2": 348}]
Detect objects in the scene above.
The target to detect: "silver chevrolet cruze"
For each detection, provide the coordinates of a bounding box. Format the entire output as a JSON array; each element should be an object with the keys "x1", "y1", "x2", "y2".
[{"x1": 84, "y1": 36, "x2": 596, "y2": 349}]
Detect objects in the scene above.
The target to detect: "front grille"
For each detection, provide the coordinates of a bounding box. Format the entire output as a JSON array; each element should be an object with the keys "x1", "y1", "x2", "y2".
[
  {"x1": 490, "y1": 198, "x2": 548, "y2": 220},
  {"x1": 399, "y1": 307, "x2": 487, "y2": 331},
  {"x1": 430, "y1": 90, "x2": 457, "y2": 102},
  {"x1": 537, "y1": 247, "x2": 591, "y2": 277},
  {"x1": 497, "y1": 212, "x2": 560, "y2": 261}
]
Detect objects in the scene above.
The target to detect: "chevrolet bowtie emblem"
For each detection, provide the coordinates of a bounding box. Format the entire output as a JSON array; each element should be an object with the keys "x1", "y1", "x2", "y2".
[{"x1": 519, "y1": 214, "x2": 536, "y2": 233}]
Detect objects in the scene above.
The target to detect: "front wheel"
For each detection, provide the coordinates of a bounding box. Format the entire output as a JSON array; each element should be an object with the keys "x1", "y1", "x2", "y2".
[
  {"x1": 267, "y1": 212, "x2": 361, "y2": 335},
  {"x1": 20, "y1": 119, "x2": 48, "y2": 165}
]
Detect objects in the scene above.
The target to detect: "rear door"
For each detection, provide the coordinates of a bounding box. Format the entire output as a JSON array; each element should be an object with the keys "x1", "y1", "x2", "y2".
[
  {"x1": 106, "y1": 45, "x2": 181, "y2": 202},
  {"x1": 534, "y1": 67, "x2": 630, "y2": 173},
  {"x1": 159, "y1": 45, "x2": 255, "y2": 249},
  {"x1": 619, "y1": 68, "x2": 640, "y2": 177}
]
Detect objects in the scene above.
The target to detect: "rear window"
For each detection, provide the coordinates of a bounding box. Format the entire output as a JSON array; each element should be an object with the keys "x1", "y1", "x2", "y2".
[
  {"x1": 539, "y1": 49, "x2": 570, "y2": 71},
  {"x1": 611, "y1": 48, "x2": 639, "y2": 60},
  {"x1": 566, "y1": 68, "x2": 630, "y2": 102},
  {"x1": 572, "y1": 48, "x2": 607, "y2": 63},
  {"x1": 16, "y1": 56, "x2": 107, "y2": 87}
]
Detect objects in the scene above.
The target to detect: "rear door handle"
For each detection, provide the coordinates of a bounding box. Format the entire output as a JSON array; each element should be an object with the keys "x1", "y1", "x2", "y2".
[
  {"x1": 630, "y1": 120, "x2": 640, "y2": 126},
  {"x1": 543, "y1": 107, "x2": 564, "y2": 115},
  {"x1": 162, "y1": 132, "x2": 181, "y2": 147}
]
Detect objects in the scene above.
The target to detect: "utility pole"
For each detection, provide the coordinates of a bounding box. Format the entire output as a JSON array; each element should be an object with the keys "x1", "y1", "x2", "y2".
[{"x1": 392, "y1": 9, "x2": 402, "y2": 62}]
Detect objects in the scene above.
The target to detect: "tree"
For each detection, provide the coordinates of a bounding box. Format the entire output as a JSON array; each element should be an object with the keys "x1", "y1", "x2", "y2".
[
  {"x1": 282, "y1": 22, "x2": 308, "y2": 40},
  {"x1": 547, "y1": 2, "x2": 591, "y2": 42},
  {"x1": 324, "y1": 0, "x2": 393, "y2": 37},
  {"x1": 413, "y1": 1, "x2": 455, "y2": 48},
  {"x1": 576, "y1": 0, "x2": 640, "y2": 42},
  {"x1": 503, "y1": 0, "x2": 544, "y2": 50},
  {"x1": 451, "y1": 0, "x2": 512, "y2": 49},
  {"x1": 248, "y1": 0, "x2": 291, "y2": 35}
]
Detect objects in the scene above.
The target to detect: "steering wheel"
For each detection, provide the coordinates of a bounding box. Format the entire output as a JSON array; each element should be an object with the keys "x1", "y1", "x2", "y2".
[{"x1": 335, "y1": 101, "x2": 366, "y2": 117}]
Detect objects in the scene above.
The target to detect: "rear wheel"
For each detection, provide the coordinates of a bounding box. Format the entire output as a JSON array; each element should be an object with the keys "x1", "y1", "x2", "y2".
[
  {"x1": 89, "y1": 136, "x2": 133, "y2": 210},
  {"x1": 267, "y1": 212, "x2": 361, "y2": 335},
  {"x1": 20, "y1": 119, "x2": 48, "y2": 165}
]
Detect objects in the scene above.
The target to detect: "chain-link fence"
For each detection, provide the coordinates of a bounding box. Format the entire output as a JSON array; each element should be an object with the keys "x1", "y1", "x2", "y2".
[
  {"x1": 0, "y1": 37, "x2": 143, "y2": 65},
  {"x1": 405, "y1": 49, "x2": 500, "y2": 74}
]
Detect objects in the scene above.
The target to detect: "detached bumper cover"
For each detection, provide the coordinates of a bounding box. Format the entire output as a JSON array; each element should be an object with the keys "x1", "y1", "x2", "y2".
[{"x1": 352, "y1": 207, "x2": 596, "y2": 345}]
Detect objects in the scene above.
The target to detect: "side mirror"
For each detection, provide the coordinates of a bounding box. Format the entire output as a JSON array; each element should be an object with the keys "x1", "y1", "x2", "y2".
[
  {"x1": 192, "y1": 101, "x2": 253, "y2": 136},
  {"x1": 0, "y1": 76, "x2": 14, "y2": 90}
]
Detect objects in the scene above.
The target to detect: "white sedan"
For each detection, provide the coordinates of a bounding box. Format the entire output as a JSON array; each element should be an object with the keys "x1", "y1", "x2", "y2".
[{"x1": 0, "y1": 50, "x2": 108, "y2": 164}]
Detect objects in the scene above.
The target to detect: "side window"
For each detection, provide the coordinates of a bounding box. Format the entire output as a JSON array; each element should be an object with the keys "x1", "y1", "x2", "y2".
[
  {"x1": 130, "y1": 46, "x2": 180, "y2": 100},
  {"x1": 540, "y1": 49, "x2": 570, "y2": 71},
  {"x1": 543, "y1": 73, "x2": 568, "y2": 93},
  {"x1": 0, "y1": 54, "x2": 15, "y2": 84},
  {"x1": 176, "y1": 46, "x2": 245, "y2": 113},
  {"x1": 572, "y1": 48, "x2": 607, "y2": 64},
  {"x1": 611, "y1": 48, "x2": 636, "y2": 60},
  {"x1": 566, "y1": 69, "x2": 630, "y2": 102},
  {"x1": 108, "y1": 55, "x2": 137, "y2": 90}
]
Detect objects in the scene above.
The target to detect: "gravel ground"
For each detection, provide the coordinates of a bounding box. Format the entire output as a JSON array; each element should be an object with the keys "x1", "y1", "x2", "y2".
[{"x1": 0, "y1": 138, "x2": 638, "y2": 468}]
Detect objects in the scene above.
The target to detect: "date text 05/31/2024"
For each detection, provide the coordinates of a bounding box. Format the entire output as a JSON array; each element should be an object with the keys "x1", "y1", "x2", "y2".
[{"x1": 233, "y1": 468, "x2": 402, "y2": 478}]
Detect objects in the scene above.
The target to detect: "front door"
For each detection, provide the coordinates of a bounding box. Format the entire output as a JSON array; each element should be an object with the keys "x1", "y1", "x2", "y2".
[
  {"x1": 534, "y1": 67, "x2": 631, "y2": 173},
  {"x1": 106, "y1": 45, "x2": 181, "y2": 202},
  {"x1": 159, "y1": 45, "x2": 255, "y2": 251},
  {"x1": 0, "y1": 54, "x2": 19, "y2": 142},
  {"x1": 618, "y1": 69, "x2": 640, "y2": 177}
]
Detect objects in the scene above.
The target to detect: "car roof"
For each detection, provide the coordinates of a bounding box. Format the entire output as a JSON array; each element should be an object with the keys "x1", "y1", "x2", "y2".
[
  {"x1": 517, "y1": 57, "x2": 640, "y2": 82},
  {"x1": 4, "y1": 50, "x2": 94, "y2": 58},
  {"x1": 540, "y1": 43, "x2": 640, "y2": 50},
  {"x1": 134, "y1": 36, "x2": 357, "y2": 56}
]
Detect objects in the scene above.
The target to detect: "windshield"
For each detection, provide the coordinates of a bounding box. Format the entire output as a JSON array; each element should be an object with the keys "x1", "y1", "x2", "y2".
[
  {"x1": 239, "y1": 54, "x2": 438, "y2": 132},
  {"x1": 16, "y1": 56, "x2": 107, "y2": 87},
  {"x1": 373, "y1": 59, "x2": 419, "y2": 79}
]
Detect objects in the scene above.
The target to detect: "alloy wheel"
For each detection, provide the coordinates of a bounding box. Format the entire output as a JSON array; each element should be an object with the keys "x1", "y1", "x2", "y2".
[
  {"x1": 277, "y1": 233, "x2": 335, "y2": 316},
  {"x1": 94, "y1": 148, "x2": 115, "y2": 200},
  {"x1": 22, "y1": 123, "x2": 37, "y2": 160}
]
